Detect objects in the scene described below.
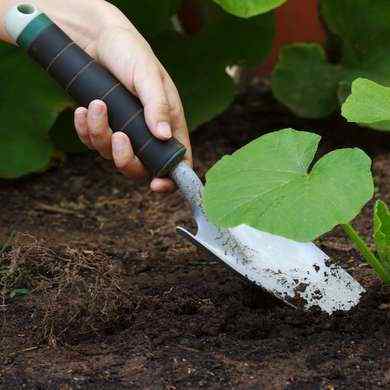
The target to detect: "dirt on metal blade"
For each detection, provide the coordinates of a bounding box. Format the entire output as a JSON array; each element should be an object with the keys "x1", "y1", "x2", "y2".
[{"x1": 171, "y1": 162, "x2": 365, "y2": 314}]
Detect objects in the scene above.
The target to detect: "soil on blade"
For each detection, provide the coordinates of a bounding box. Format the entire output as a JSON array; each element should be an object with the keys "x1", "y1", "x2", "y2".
[{"x1": 1, "y1": 89, "x2": 390, "y2": 389}]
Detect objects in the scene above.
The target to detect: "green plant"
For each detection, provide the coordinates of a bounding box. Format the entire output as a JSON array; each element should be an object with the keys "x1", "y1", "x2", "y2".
[
  {"x1": 1, "y1": 0, "x2": 285, "y2": 179},
  {"x1": 373, "y1": 201, "x2": 390, "y2": 281},
  {"x1": 203, "y1": 129, "x2": 390, "y2": 284},
  {"x1": 203, "y1": 129, "x2": 374, "y2": 242},
  {"x1": 342, "y1": 78, "x2": 390, "y2": 130},
  {"x1": 271, "y1": 0, "x2": 390, "y2": 130}
]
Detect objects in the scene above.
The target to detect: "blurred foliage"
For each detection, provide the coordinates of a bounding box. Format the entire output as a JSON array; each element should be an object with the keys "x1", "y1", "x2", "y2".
[{"x1": 272, "y1": 0, "x2": 390, "y2": 132}]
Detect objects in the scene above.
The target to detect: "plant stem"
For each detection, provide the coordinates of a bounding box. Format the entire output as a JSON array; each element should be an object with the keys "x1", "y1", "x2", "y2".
[{"x1": 341, "y1": 223, "x2": 387, "y2": 281}]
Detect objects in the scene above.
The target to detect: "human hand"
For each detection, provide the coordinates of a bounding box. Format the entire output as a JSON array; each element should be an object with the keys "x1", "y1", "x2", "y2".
[{"x1": 15, "y1": 0, "x2": 193, "y2": 192}]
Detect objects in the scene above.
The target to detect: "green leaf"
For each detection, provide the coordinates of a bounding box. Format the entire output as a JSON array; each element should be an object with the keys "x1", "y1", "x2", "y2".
[
  {"x1": 112, "y1": 0, "x2": 181, "y2": 38},
  {"x1": 204, "y1": 129, "x2": 374, "y2": 242},
  {"x1": 0, "y1": 45, "x2": 72, "y2": 178},
  {"x1": 272, "y1": 44, "x2": 342, "y2": 118},
  {"x1": 321, "y1": 0, "x2": 390, "y2": 68},
  {"x1": 272, "y1": 0, "x2": 390, "y2": 130},
  {"x1": 373, "y1": 200, "x2": 390, "y2": 280},
  {"x1": 342, "y1": 78, "x2": 390, "y2": 130},
  {"x1": 153, "y1": 11, "x2": 274, "y2": 128},
  {"x1": 213, "y1": 0, "x2": 286, "y2": 18},
  {"x1": 10, "y1": 288, "x2": 29, "y2": 299},
  {"x1": 50, "y1": 110, "x2": 88, "y2": 154}
]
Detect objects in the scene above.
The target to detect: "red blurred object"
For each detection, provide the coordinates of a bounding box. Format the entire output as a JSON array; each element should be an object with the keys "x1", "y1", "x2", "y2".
[
  {"x1": 178, "y1": 0, "x2": 204, "y2": 34},
  {"x1": 258, "y1": 0, "x2": 326, "y2": 76}
]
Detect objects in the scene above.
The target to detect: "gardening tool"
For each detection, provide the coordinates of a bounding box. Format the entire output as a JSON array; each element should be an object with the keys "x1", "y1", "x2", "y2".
[{"x1": 6, "y1": 4, "x2": 365, "y2": 314}]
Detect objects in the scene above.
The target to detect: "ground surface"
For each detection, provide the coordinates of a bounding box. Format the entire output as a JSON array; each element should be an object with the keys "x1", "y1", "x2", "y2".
[{"x1": 1, "y1": 89, "x2": 390, "y2": 389}]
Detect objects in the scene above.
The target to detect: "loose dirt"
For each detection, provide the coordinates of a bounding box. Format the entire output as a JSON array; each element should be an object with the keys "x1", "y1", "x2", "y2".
[{"x1": 1, "y1": 88, "x2": 390, "y2": 389}]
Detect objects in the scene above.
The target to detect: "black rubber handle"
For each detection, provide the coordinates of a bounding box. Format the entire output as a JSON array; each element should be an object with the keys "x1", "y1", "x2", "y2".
[{"x1": 27, "y1": 23, "x2": 186, "y2": 177}]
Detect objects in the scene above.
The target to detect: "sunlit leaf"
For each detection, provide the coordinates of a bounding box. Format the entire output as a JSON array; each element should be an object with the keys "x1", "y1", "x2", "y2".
[
  {"x1": 342, "y1": 78, "x2": 390, "y2": 130},
  {"x1": 213, "y1": 0, "x2": 286, "y2": 18},
  {"x1": 204, "y1": 129, "x2": 374, "y2": 242}
]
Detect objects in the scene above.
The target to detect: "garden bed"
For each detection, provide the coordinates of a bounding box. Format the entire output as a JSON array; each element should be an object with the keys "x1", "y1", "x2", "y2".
[{"x1": 1, "y1": 88, "x2": 390, "y2": 389}]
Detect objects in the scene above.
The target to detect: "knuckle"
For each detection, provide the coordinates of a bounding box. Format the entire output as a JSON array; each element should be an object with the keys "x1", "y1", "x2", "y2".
[
  {"x1": 154, "y1": 101, "x2": 171, "y2": 115},
  {"x1": 89, "y1": 124, "x2": 106, "y2": 137},
  {"x1": 170, "y1": 104, "x2": 184, "y2": 124},
  {"x1": 135, "y1": 62, "x2": 159, "y2": 83}
]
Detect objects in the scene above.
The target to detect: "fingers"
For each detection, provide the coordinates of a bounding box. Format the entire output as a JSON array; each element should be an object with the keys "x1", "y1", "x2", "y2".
[
  {"x1": 83, "y1": 27, "x2": 194, "y2": 192},
  {"x1": 96, "y1": 28, "x2": 173, "y2": 142},
  {"x1": 162, "y1": 72, "x2": 193, "y2": 166},
  {"x1": 87, "y1": 100, "x2": 112, "y2": 160},
  {"x1": 146, "y1": 73, "x2": 193, "y2": 193},
  {"x1": 74, "y1": 101, "x2": 149, "y2": 182},
  {"x1": 133, "y1": 62, "x2": 173, "y2": 141},
  {"x1": 150, "y1": 178, "x2": 175, "y2": 193},
  {"x1": 74, "y1": 107, "x2": 93, "y2": 149},
  {"x1": 111, "y1": 132, "x2": 148, "y2": 180}
]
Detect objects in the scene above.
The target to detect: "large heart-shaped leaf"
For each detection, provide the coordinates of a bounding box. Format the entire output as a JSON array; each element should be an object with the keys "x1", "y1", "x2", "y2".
[
  {"x1": 271, "y1": 0, "x2": 390, "y2": 131},
  {"x1": 342, "y1": 78, "x2": 390, "y2": 130},
  {"x1": 213, "y1": 0, "x2": 286, "y2": 18},
  {"x1": 374, "y1": 200, "x2": 390, "y2": 281},
  {"x1": 203, "y1": 129, "x2": 374, "y2": 242},
  {"x1": 0, "y1": 45, "x2": 73, "y2": 178}
]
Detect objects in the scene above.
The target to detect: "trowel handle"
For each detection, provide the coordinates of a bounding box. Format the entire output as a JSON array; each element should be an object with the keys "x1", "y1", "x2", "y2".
[{"x1": 5, "y1": 4, "x2": 186, "y2": 177}]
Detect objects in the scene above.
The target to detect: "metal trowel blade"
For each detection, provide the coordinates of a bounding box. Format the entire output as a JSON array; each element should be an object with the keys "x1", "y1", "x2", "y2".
[{"x1": 171, "y1": 162, "x2": 365, "y2": 314}]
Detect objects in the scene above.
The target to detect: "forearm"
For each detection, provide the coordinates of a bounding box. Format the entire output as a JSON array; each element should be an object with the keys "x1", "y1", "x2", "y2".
[{"x1": 0, "y1": 0, "x2": 126, "y2": 48}]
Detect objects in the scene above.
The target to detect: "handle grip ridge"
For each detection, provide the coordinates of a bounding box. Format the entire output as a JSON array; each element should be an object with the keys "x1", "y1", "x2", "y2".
[{"x1": 6, "y1": 5, "x2": 186, "y2": 177}]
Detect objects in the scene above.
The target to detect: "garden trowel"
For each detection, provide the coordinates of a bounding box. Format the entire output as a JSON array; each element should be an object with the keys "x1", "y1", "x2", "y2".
[{"x1": 6, "y1": 4, "x2": 365, "y2": 314}]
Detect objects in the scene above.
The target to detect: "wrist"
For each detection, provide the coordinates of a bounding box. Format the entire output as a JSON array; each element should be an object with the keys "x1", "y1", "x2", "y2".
[
  {"x1": 1, "y1": 0, "x2": 129, "y2": 50},
  {"x1": 40, "y1": 0, "x2": 116, "y2": 51}
]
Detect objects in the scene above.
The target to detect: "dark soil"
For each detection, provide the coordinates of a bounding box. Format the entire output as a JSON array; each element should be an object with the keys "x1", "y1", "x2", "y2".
[{"x1": 1, "y1": 88, "x2": 390, "y2": 389}]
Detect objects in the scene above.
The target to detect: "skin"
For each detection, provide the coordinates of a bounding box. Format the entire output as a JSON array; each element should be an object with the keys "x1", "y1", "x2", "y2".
[{"x1": 0, "y1": 0, "x2": 192, "y2": 192}]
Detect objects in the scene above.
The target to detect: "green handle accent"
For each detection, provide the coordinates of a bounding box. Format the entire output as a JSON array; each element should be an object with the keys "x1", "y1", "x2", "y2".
[{"x1": 17, "y1": 13, "x2": 52, "y2": 48}]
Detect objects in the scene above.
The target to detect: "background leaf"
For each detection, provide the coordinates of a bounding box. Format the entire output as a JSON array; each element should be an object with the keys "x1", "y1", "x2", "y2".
[
  {"x1": 204, "y1": 129, "x2": 374, "y2": 242},
  {"x1": 0, "y1": 45, "x2": 73, "y2": 178},
  {"x1": 271, "y1": 0, "x2": 390, "y2": 131},
  {"x1": 272, "y1": 44, "x2": 342, "y2": 118},
  {"x1": 153, "y1": 9, "x2": 275, "y2": 128},
  {"x1": 49, "y1": 110, "x2": 88, "y2": 154},
  {"x1": 111, "y1": 0, "x2": 181, "y2": 38},
  {"x1": 212, "y1": 0, "x2": 286, "y2": 18},
  {"x1": 342, "y1": 78, "x2": 390, "y2": 130}
]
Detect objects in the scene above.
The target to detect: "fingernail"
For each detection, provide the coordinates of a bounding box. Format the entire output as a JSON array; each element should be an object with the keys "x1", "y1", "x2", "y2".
[
  {"x1": 90, "y1": 101, "x2": 104, "y2": 118},
  {"x1": 157, "y1": 122, "x2": 172, "y2": 139},
  {"x1": 75, "y1": 107, "x2": 87, "y2": 117}
]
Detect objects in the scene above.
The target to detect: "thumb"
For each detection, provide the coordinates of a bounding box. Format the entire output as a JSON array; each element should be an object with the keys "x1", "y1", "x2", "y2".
[{"x1": 133, "y1": 62, "x2": 172, "y2": 141}]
